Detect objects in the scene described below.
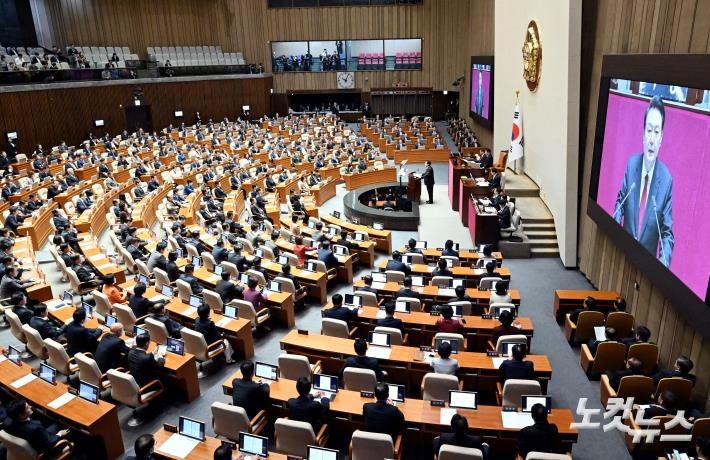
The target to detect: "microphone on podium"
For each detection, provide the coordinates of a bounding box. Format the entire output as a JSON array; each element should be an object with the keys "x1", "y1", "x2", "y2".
[
  {"x1": 613, "y1": 182, "x2": 636, "y2": 216},
  {"x1": 651, "y1": 195, "x2": 663, "y2": 260}
]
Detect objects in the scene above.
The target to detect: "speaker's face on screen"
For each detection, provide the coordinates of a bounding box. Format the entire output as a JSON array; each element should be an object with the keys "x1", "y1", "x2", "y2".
[{"x1": 643, "y1": 107, "x2": 664, "y2": 168}]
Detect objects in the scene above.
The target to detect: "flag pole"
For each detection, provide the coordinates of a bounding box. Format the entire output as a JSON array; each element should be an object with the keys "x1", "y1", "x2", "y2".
[{"x1": 513, "y1": 89, "x2": 520, "y2": 174}]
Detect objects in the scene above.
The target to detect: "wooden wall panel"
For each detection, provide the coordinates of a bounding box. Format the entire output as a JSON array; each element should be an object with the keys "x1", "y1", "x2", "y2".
[
  {"x1": 1, "y1": 76, "x2": 272, "y2": 153},
  {"x1": 578, "y1": 0, "x2": 710, "y2": 407}
]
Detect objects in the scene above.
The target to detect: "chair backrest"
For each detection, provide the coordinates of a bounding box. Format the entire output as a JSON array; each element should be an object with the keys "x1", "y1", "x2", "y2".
[
  {"x1": 617, "y1": 375, "x2": 654, "y2": 404},
  {"x1": 479, "y1": 276, "x2": 502, "y2": 290},
  {"x1": 75, "y1": 352, "x2": 103, "y2": 388},
  {"x1": 201, "y1": 251, "x2": 216, "y2": 272},
  {"x1": 397, "y1": 296, "x2": 422, "y2": 312},
  {"x1": 135, "y1": 259, "x2": 151, "y2": 278},
  {"x1": 247, "y1": 269, "x2": 267, "y2": 286},
  {"x1": 143, "y1": 317, "x2": 169, "y2": 345},
  {"x1": 374, "y1": 326, "x2": 403, "y2": 345},
  {"x1": 404, "y1": 252, "x2": 424, "y2": 264},
  {"x1": 385, "y1": 270, "x2": 405, "y2": 283},
  {"x1": 432, "y1": 276, "x2": 453, "y2": 288},
  {"x1": 343, "y1": 367, "x2": 378, "y2": 391},
  {"x1": 501, "y1": 379, "x2": 541, "y2": 408},
  {"x1": 655, "y1": 377, "x2": 694, "y2": 407},
  {"x1": 691, "y1": 417, "x2": 710, "y2": 441},
  {"x1": 92, "y1": 290, "x2": 113, "y2": 318},
  {"x1": 605, "y1": 312, "x2": 634, "y2": 339},
  {"x1": 202, "y1": 289, "x2": 224, "y2": 312},
  {"x1": 434, "y1": 332, "x2": 465, "y2": 350},
  {"x1": 5, "y1": 310, "x2": 27, "y2": 344},
  {"x1": 321, "y1": 318, "x2": 350, "y2": 338},
  {"x1": 495, "y1": 334, "x2": 528, "y2": 354},
  {"x1": 525, "y1": 453, "x2": 572, "y2": 460},
  {"x1": 233, "y1": 299, "x2": 258, "y2": 328},
  {"x1": 627, "y1": 343, "x2": 659, "y2": 373},
  {"x1": 353, "y1": 290, "x2": 378, "y2": 307},
  {"x1": 275, "y1": 418, "x2": 316, "y2": 458},
  {"x1": 440, "y1": 256, "x2": 460, "y2": 267},
  {"x1": 422, "y1": 372, "x2": 459, "y2": 401},
  {"x1": 0, "y1": 429, "x2": 37, "y2": 460},
  {"x1": 175, "y1": 279, "x2": 193, "y2": 301},
  {"x1": 448, "y1": 301, "x2": 472, "y2": 317},
  {"x1": 351, "y1": 430, "x2": 394, "y2": 460},
  {"x1": 180, "y1": 328, "x2": 209, "y2": 361},
  {"x1": 439, "y1": 444, "x2": 484, "y2": 460},
  {"x1": 211, "y1": 402, "x2": 250, "y2": 441},
  {"x1": 22, "y1": 324, "x2": 48, "y2": 359},
  {"x1": 185, "y1": 243, "x2": 200, "y2": 259},
  {"x1": 45, "y1": 338, "x2": 73, "y2": 375},
  {"x1": 590, "y1": 341, "x2": 627, "y2": 375},
  {"x1": 574, "y1": 310, "x2": 606, "y2": 343},
  {"x1": 278, "y1": 353, "x2": 312, "y2": 380},
  {"x1": 107, "y1": 369, "x2": 141, "y2": 407},
  {"x1": 220, "y1": 261, "x2": 239, "y2": 278},
  {"x1": 113, "y1": 303, "x2": 138, "y2": 331}
]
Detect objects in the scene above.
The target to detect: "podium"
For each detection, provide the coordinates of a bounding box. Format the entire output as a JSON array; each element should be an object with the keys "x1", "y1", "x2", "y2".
[{"x1": 407, "y1": 172, "x2": 421, "y2": 202}]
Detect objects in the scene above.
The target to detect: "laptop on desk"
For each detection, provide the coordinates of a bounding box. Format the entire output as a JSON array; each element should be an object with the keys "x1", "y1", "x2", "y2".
[{"x1": 310, "y1": 374, "x2": 338, "y2": 400}]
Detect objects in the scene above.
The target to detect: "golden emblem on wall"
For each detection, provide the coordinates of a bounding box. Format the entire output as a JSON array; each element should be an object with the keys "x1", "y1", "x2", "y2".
[{"x1": 522, "y1": 20, "x2": 541, "y2": 91}]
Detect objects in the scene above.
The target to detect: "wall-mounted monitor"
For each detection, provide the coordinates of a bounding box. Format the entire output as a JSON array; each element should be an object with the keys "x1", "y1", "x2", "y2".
[
  {"x1": 94, "y1": 119, "x2": 104, "y2": 127},
  {"x1": 469, "y1": 56, "x2": 494, "y2": 129},
  {"x1": 174, "y1": 110, "x2": 183, "y2": 117},
  {"x1": 6, "y1": 132, "x2": 18, "y2": 140},
  {"x1": 588, "y1": 54, "x2": 710, "y2": 337}
]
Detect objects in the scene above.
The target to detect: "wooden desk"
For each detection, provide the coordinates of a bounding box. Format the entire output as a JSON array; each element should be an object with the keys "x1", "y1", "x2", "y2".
[
  {"x1": 375, "y1": 260, "x2": 511, "y2": 284},
  {"x1": 410, "y1": 248, "x2": 503, "y2": 267},
  {"x1": 468, "y1": 199, "x2": 499, "y2": 248},
  {"x1": 17, "y1": 202, "x2": 57, "y2": 250},
  {"x1": 321, "y1": 214, "x2": 392, "y2": 254},
  {"x1": 78, "y1": 237, "x2": 126, "y2": 285},
  {"x1": 459, "y1": 177, "x2": 489, "y2": 225},
  {"x1": 0, "y1": 358, "x2": 124, "y2": 459},
  {"x1": 11, "y1": 236, "x2": 53, "y2": 302},
  {"x1": 343, "y1": 168, "x2": 397, "y2": 191},
  {"x1": 449, "y1": 158, "x2": 483, "y2": 212},
  {"x1": 75, "y1": 163, "x2": 98, "y2": 181},
  {"x1": 311, "y1": 179, "x2": 337, "y2": 206},
  {"x1": 553, "y1": 290, "x2": 620, "y2": 322},
  {"x1": 274, "y1": 238, "x2": 354, "y2": 284},
  {"x1": 279, "y1": 330, "x2": 550, "y2": 393},
  {"x1": 152, "y1": 428, "x2": 289, "y2": 460},
  {"x1": 393, "y1": 148, "x2": 451, "y2": 164},
  {"x1": 221, "y1": 375, "x2": 577, "y2": 455}
]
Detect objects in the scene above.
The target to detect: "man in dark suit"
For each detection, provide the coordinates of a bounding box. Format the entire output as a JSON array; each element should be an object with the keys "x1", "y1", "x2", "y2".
[
  {"x1": 231, "y1": 361, "x2": 270, "y2": 419},
  {"x1": 434, "y1": 414, "x2": 489, "y2": 458},
  {"x1": 621, "y1": 325, "x2": 652, "y2": 347},
  {"x1": 613, "y1": 96, "x2": 674, "y2": 267},
  {"x1": 146, "y1": 242, "x2": 168, "y2": 272},
  {"x1": 569, "y1": 296, "x2": 597, "y2": 324},
  {"x1": 376, "y1": 302, "x2": 404, "y2": 333},
  {"x1": 587, "y1": 326, "x2": 619, "y2": 356},
  {"x1": 195, "y1": 305, "x2": 234, "y2": 363},
  {"x1": 490, "y1": 310, "x2": 521, "y2": 345},
  {"x1": 340, "y1": 338, "x2": 385, "y2": 381},
  {"x1": 215, "y1": 271, "x2": 242, "y2": 303},
  {"x1": 29, "y1": 304, "x2": 66, "y2": 340},
  {"x1": 66, "y1": 308, "x2": 102, "y2": 356},
  {"x1": 149, "y1": 303, "x2": 183, "y2": 338},
  {"x1": 211, "y1": 239, "x2": 229, "y2": 264},
  {"x1": 317, "y1": 240, "x2": 338, "y2": 269},
  {"x1": 4, "y1": 399, "x2": 71, "y2": 455},
  {"x1": 641, "y1": 390, "x2": 679, "y2": 419},
  {"x1": 127, "y1": 333, "x2": 165, "y2": 387},
  {"x1": 129, "y1": 283, "x2": 155, "y2": 318},
  {"x1": 165, "y1": 251, "x2": 181, "y2": 282},
  {"x1": 287, "y1": 376, "x2": 330, "y2": 431},
  {"x1": 607, "y1": 357, "x2": 644, "y2": 392},
  {"x1": 11, "y1": 292, "x2": 34, "y2": 324},
  {"x1": 323, "y1": 293, "x2": 358, "y2": 325},
  {"x1": 421, "y1": 160, "x2": 435, "y2": 204},
  {"x1": 227, "y1": 245, "x2": 249, "y2": 272},
  {"x1": 362, "y1": 382, "x2": 405, "y2": 440},
  {"x1": 499, "y1": 344, "x2": 534, "y2": 383},
  {"x1": 385, "y1": 251, "x2": 411, "y2": 276},
  {"x1": 357, "y1": 275, "x2": 378, "y2": 297},
  {"x1": 94, "y1": 323, "x2": 131, "y2": 373},
  {"x1": 124, "y1": 434, "x2": 156, "y2": 460},
  {"x1": 498, "y1": 198, "x2": 511, "y2": 229},
  {"x1": 518, "y1": 403, "x2": 560, "y2": 457},
  {"x1": 179, "y1": 264, "x2": 203, "y2": 294},
  {"x1": 652, "y1": 355, "x2": 695, "y2": 385},
  {"x1": 395, "y1": 276, "x2": 420, "y2": 299}
]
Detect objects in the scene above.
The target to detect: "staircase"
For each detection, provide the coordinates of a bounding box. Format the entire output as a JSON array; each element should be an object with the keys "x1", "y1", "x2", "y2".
[{"x1": 504, "y1": 173, "x2": 560, "y2": 258}]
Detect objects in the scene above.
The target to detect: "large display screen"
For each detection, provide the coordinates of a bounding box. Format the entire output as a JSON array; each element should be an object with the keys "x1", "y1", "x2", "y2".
[
  {"x1": 588, "y1": 54, "x2": 710, "y2": 323},
  {"x1": 469, "y1": 56, "x2": 493, "y2": 128}
]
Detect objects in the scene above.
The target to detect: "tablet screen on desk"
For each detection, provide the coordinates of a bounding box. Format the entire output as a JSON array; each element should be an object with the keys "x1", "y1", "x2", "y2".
[
  {"x1": 368, "y1": 331, "x2": 391, "y2": 347},
  {"x1": 138, "y1": 274, "x2": 149, "y2": 285},
  {"x1": 161, "y1": 285, "x2": 174, "y2": 297},
  {"x1": 307, "y1": 445, "x2": 338, "y2": 460},
  {"x1": 331, "y1": 211, "x2": 340, "y2": 219},
  {"x1": 401, "y1": 255, "x2": 412, "y2": 265},
  {"x1": 39, "y1": 363, "x2": 56, "y2": 385},
  {"x1": 411, "y1": 275, "x2": 425, "y2": 287},
  {"x1": 105, "y1": 314, "x2": 117, "y2": 328},
  {"x1": 239, "y1": 432, "x2": 268, "y2": 456},
  {"x1": 371, "y1": 272, "x2": 386, "y2": 283},
  {"x1": 134, "y1": 325, "x2": 149, "y2": 338},
  {"x1": 79, "y1": 381, "x2": 99, "y2": 404},
  {"x1": 254, "y1": 249, "x2": 264, "y2": 258},
  {"x1": 450, "y1": 279, "x2": 465, "y2": 288},
  {"x1": 415, "y1": 240, "x2": 427, "y2": 249},
  {"x1": 354, "y1": 233, "x2": 365, "y2": 241},
  {"x1": 269, "y1": 281, "x2": 281, "y2": 293},
  {"x1": 191, "y1": 256, "x2": 201, "y2": 268},
  {"x1": 223, "y1": 305, "x2": 238, "y2": 319},
  {"x1": 179, "y1": 416, "x2": 206, "y2": 441},
  {"x1": 449, "y1": 390, "x2": 478, "y2": 409},
  {"x1": 388, "y1": 384, "x2": 405, "y2": 402},
  {"x1": 490, "y1": 306, "x2": 514, "y2": 319},
  {"x1": 255, "y1": 362, "x2": 278, "y2": 381},
  {"x1": 278, "y1": 255, "x2": 289, "y2": 266},
  {"x1": 434, "y1": 338, "x2": 458, "y2": 354},
  {"x1": 344, "y1": 294, "x2": 362, "y2": 308},
  {"x1": 7, "y1": 346, "x2": 21, "y2": 366},
  {"x1": 395, "y1": 301, "x2": 410, "y2": 313},
  {"x1": 62, "y1": 291, "x2": 73, "y2": 304},
  {"x1": 189, "y1": 295, "x2": 202, "y2": 308},
  {"x1": 167, "y1": 338, "x2": 185, "y2": 355},
  {"x1": 522, "y1": 395, "x2": 551, "y2": 413},
  {"x1": 313, "y1": 374, "x2": 338, "y2": 392},
  {"x1": 214, "y1": 265, "x2": 223, "y2": 276}
]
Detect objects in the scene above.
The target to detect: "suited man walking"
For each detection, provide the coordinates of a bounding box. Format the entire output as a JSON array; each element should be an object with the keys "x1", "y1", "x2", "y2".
[
  {"x1": 421, "y1": 160, "x2": 435, "y2": 204},
  {"x1": 613, "y1": 96, "x2": 674, "y2": 267}
]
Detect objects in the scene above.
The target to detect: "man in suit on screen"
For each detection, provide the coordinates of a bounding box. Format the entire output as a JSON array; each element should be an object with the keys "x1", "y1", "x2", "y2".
[
  {"x1": 474, "y1": 71, "x2": 485, "y2": 116},
  {"x1": 613, "y1": 95, "x2": 674, "y2": 267}
]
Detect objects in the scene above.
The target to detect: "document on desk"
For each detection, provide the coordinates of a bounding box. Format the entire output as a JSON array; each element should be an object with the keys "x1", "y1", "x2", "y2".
[
  {"x1": 11, "y1": 374, "x2": 37, "y2": 388},
  {"x1": 484, "y1": 206, "x2": 497, "y2": 214},
  {"x1": 96, "y1": 263, "x2": 115, "y2": 270},
  {"x1": 375, "y1": 310, "x2": 386, "y2": 319},
  {"x1": 88, "y1": 254, "x2": 105, "y2": 262},
  {"x1": 440, "y1": 408, "x2": 457, "y2": 425},
  {"x1": 594, "y1": 326, "x2": 607, "y2": 341},
  {"x1": 216, "y1": 318, "x2": 232, "y2": 328},
  {"x1": 149, "y1": 295, "x2": 168, "y2": 302},
  {"x1": 501, "y1": 412, "x2": 534, "y2": 429},
  {"x1": 182, "y1": 307, "x2": 197, "y2": 316},
  {"x1": 438, "y1": 288, "x2": 455, "y2": 297},
  {"x1": 158, "y1": 433, "x2": 200, "y2": 459},
  {"x1": 491, "y1": 357, "x2": 506, "y2": 369},
  {"x1": 366, "y1": 346, "x2": 392, "y2": 360},
  {"x1": 48, "y1": 393, "x2": 76, "y2": 409},
  {"x1": 206, "y1": 274, "x2": 220, "y2": 283}
]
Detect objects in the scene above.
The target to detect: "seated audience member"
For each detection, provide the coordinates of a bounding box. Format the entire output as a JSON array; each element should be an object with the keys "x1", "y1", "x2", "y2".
[
  {"x1": 340, "y1": 337, "x2": 385, "y2": 381},
  {"x1": 497, "y1": 197, "x2": 511, "y2": 229},
  {"x1": 614, "y1": 297, "x2": 627, "y2": 312},
  {"x1": 641, "y1": 389, "x2": 679, "y2": 418},
  {"x1": 0, "y1": 266, "x2": 34, "y2": 299},
  {"x1": 146, "y1": 241, "x2": 168, "y2": 272},
  {"x1": 435, "y1": 304, "x2": 464, "y2": 334},
  {"x1": 490, "y1": 310, "x2": 521, "y2": 345},
  {"x1": 376, "y1": 301, "x2": 404, "y2": 333},
  {"x1": 323, "y1": 293, "x2": 358, "y2": 325},
  {"x1": 406, "y1": 238, "x2": 422, "y2": 254},
  {"x1": 690, "y1": 436, "x2": 710, "y2": 460},
  {"x1": 231, "y1": 360, "x2": 270, "y2": 419},
  {"x1": 215, "y1": 271, "x2": 243, "y2": 303},
  {"x1": 362, "y1": 382, "x2": 405, "y2": 441},
  {"x1": 287, "y1": 376, "x2": 330, "y2": 431},
  {"x1": 442, "y1": 239, "x2": 459, "y2": 258},
  {"x1": 653, "y1": 355, "x2": 695, "y2": 384},
  {"x1": 499, "y1": 344, "x2": 534, "y2": 383},
  {"x1": 607, "y1": 357, "x2": 645, "y2": 392},
  {"x1": 518, "y1": 403, "x2": 560, "y2": 457},
  {"x1": 477, "y1": 245, "x2": 496, "y2": 267},
  {"x1": 129, "y1": 282, "x2": 155, "y2": 318},
  {"x1": 165, "y1": 251, "x2": 181, "y2": 282},
  {"x1": 103, "y1": 274, "x2": 128, "y2": 304},
  {"x1": 489, "y1": 279, "x2": 513, "y2": 305},
  {"x1": 569, "y1": 296, "x2": 598, "y2": 324},
  {"x1": 279, "y1": 263, "x2": 301, "y2": 291},
  {"x1": 94, "y1": 322, "x2": 130, "y2": 373},
  {"x1": 587, "y1": 327, "x2": 618, "y2": 355},
  {"x1": 430, "y1": 340, "x2": 459, "y2": 375},
  {"x1": 434, "y1": 414, "x2": 488, "y2": 459},
  {"x1": 432, "y1": 258, "x2": 453, "y2": 278},
  {"x1": 11, "y1": 292, "x2": 33, "y2": 324},
  {"x1": 212, "y1": 444, "x2": 232, "y2": 460},
  {"x1": 317, "y1": 240, "x2": 338, "y2": 269},
  {"x1": 243, "y1": 277, "x2": 268, "y2": 311},
  {"x1": 449, "y1": 285, "x2": 473, "y2": 302},
  {"x1": 66, "y1": 308, "x2": 102, "y2": 356},
  {"x1": 358, "y1": 275, "x2": 378, "y2": 296},
  {"x1": 194, "y1": 305, "x2": 235, "y2": 363},
  {"x1": 228, "y1": 244, "x2": 250, "y2": 272},
  {"x1": 29, "y1": 304, "x2": 66, "y2": 340},
  {"x1": 292, "y1": 235, "x2": 316, "y2": 267},
  {"x1": 179, "y1": 263, "x2": 203, "y2": 294},
  {"x1": 622, "y1": 325, "x2": 652, "y2": 347},
  {"x1": 395, "y1": 276, "x2": 420, "y2": 299},
  {"x1": 127, "y1": 332, "x2": 166, "y2": 387},
  {"x1": 211, "y1": 238, "x2": 229, "y2": 264},
  {"x1": 4, "y1": 399, "x2": 71, "y2": 455},
  {"x1": 124, "y1": 434, "x2": 156, "y2": 460},
  {"x1": 385, "y1": 251, "x2": 411, "y2": 276},
  {"x1": 150, "y1": 302, "x2": 183, "y2": 338}
]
